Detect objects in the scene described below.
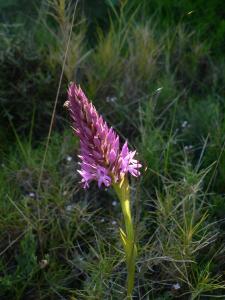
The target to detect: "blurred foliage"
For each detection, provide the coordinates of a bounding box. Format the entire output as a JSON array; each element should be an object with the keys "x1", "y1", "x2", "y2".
[{"x1": 1, "y1": 0, "x2": 225, "y2": 299}]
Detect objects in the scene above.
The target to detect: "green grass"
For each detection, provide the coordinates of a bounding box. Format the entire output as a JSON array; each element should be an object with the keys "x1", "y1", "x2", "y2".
[{"x1": 1, "y1": 0, "x2": 225, "y2": 299}]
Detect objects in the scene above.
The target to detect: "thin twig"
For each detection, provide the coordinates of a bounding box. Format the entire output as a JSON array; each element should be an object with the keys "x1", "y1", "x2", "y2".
[
  {"x1": 36, "y1": 0, "x2": 79, "y2": 256},
  {"x1": 37, "y1": 0, "x2": 79, "y2": 196},
  {"x1": 0, "y1": 229, "x2": 29, "y2": 257}
]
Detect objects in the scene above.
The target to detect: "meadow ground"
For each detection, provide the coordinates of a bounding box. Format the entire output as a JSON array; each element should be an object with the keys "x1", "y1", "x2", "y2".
[{"x1": 1, "y1": 1, "x2": 225, "y2": 299}]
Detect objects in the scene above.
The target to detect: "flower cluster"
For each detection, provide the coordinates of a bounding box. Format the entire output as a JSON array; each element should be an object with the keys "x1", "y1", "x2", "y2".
[{"x1": 66, "y1": 83, "x2": 141, "y2": 188}]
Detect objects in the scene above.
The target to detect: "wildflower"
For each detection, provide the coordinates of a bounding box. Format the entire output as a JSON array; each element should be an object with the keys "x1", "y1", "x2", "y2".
[
  {"x1": 65, "y1": 204, "x2": 74, "y2": 212},
  {"x1": 172, "y1": 283, "x2": 181, "y2": 290},
  {"x1": 112, "y1": 200, "x2": 117, "y2": 206},
  {"x1": 66, "y1": 155, "x2": 72, "y2": 162},
  {"x1": 106, "y1": 96, "x2": 117, "y2": 103},
  {"x1": 184, "y1": 145, "x2": 193, "y2": 151},
  {"x1": 181, "y1": 120, "x2": 188, "y2": 128},
  {"x1": 66, "y1": 83, "x2": 141, "y2": 188},
  {"x1": 66, "y1": 82, "x2": 140, "y2": 299}
]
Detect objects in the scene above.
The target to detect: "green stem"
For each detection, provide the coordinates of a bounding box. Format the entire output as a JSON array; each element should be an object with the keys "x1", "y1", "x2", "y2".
[{"x1": 113, "y1": 177, "x2": 137, "y2": 299}]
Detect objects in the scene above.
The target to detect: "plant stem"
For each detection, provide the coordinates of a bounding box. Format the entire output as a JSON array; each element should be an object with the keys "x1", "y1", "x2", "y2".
[{"x1": 113, "y1": 177, "x2": 137, "y2": 299}]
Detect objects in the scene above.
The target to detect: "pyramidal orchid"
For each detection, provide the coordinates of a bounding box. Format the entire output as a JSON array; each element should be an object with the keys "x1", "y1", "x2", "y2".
[
  {"x1": 65, "y1": 82, "x2": 141, "y2": 298},
  {"x1": 66, "y1": 83, "x2": 141, "y2": 189}
]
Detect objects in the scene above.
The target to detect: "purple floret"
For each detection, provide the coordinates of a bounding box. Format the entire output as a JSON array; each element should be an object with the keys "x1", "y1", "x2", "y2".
[{"x1": 67, "y1": 83, "x2": 141, "y2": 188}]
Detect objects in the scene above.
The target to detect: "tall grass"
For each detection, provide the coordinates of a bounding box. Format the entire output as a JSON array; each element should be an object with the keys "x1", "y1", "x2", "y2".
[
  {"x1": 1, "y1": 0, "x2": 225, "y2": 299},
  {"x1": 43, "y1": 0, "x2": 89, "y2": 81}
]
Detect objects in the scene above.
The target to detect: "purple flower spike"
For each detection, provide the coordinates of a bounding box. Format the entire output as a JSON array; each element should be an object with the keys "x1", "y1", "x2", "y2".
[{"x1": 66, "y1": 83, "x2": 141, "y2": 188}]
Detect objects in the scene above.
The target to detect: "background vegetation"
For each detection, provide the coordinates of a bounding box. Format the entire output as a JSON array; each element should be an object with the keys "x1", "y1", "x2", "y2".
[{"x1": 1, "y1": 0, "x2": 225, "y2": 299}]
